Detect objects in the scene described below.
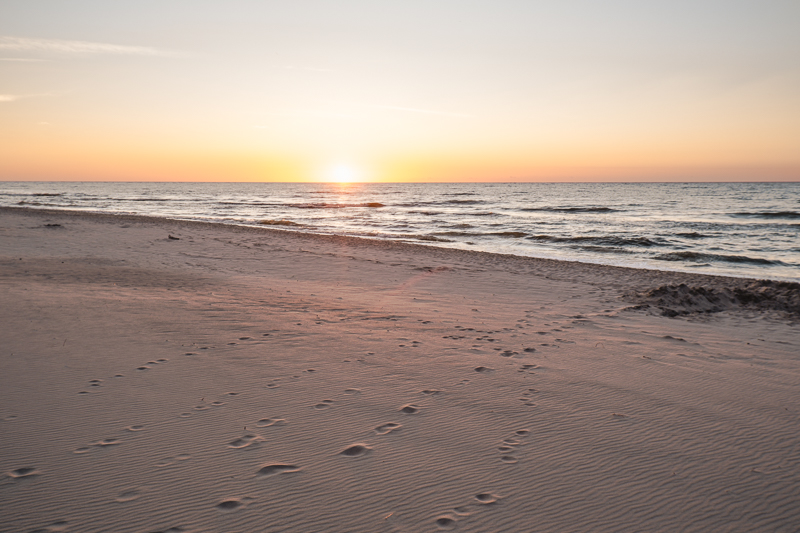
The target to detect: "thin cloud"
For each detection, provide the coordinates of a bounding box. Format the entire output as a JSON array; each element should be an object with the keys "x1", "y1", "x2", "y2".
[
  {"x1": 0, "y1": 57, "x2": 48, "y2": 62},
  {"x1": 367, "y1": 104, "x2": 473, "y2": 118},
  {"x1": 0, "y1": 93, "x2": 54, "y2": 102},
  {"x1": 0, "y1": 36, "x2": 181, "y2": 57}
]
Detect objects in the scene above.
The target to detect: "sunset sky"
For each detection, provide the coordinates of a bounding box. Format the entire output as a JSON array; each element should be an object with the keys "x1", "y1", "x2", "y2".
[{"x1": 1, "y1": 1, "x2": 799, "y2": 182}]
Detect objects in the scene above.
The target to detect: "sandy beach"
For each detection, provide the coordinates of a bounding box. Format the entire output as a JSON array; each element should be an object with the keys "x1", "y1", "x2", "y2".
[{"x1": 1, "y1": 206, "x2": 799, "y2": 532}]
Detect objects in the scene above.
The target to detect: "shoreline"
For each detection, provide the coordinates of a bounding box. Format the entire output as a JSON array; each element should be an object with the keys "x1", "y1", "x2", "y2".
[
  {"x1": 3, "y1": 181, "x2": 798, "y2": 285},
  {"x1": 0, "y1": 204, "x2": 779, "y2": 284},
  {"x1": 4, "y1": 205, "x2": 798, "y2": 320}
]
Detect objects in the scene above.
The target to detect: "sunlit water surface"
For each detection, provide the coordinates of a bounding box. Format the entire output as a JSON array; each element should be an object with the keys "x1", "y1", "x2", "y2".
[{"x1": 2, "y1": 182, "x2": 798, "y2": 281}]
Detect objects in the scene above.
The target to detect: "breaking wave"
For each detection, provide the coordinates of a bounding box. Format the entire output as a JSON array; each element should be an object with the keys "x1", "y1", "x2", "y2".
[
  {"x1": 653, "y1": 251, "x2": 783, "y2": 266},
  {"x1": 528, "y1": 235, "x2": 660, "y2": 247},
  {"x1": 731, "y1": 211, "x2": 800, "y2": 220},
  {"x1": 520, "y1": 206, "x2": 618, "y2": 213}
]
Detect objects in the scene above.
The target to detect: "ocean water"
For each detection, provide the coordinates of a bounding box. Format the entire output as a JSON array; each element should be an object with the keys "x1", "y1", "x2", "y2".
[{"x1": 2, "y1": 181, "x2": 798, "y2": 281}]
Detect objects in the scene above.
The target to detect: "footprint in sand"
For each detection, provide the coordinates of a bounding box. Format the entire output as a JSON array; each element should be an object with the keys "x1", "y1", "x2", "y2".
[
  {"x1": 7, "y1": 467, "x2": 40, "y2": 479},
  {"x1": 314, "y1": 399, "x2": 334, "y2": 410},
  {"x1": 256, "y1": 418, "x2": 286, "y2": 427},
  {"x1": 228, "y1": 434, "x2": 263, "y2": 449},
  {"x1": 496, "y1": 429, "x2": 530, "y2": 463},
  {"x1": 475, "y1": 492, "x2": 500, "y2": 504},
  {"x1": 339, "y1": 444, "x2": 372, "y2": 457},
  {"x1": 216, "y1": 496, "x2": 253, "y2": 511},
  {"x1": 256, "y1": 464, "x2": 301, "y2": 476},
  {"x1": 93, "y1": 438, "x2": 121, "y2": 448},
  {"x1": 435, "y1": 515, "x2": 458, "y2": 530},
  {"x1": 124, "y1": 425, "x2": 145, "y2": 432},
  {"x1": 344, "y1": 388, "x2": 361, "y2": 395},
  {"x1": 399, "y1": 404, "x2": 420, "y2": 414},
  {"x1": 474, "y1": 366, "x2": 494, "y2": 373},
  {"x1": 374, "y1": 422, "x2": 402, "y2": 435},
  {"x1": 421, "y1": 389, "x2": 442, "y2": 396}
]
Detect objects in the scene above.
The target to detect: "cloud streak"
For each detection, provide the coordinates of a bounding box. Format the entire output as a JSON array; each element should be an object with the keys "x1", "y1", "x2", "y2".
[
  {"x1": 0, "y1": 94, "x2": 20, "y2": 102},
  {"x1": 0, "y1": 36, "x2": 179, "y2": 56}
]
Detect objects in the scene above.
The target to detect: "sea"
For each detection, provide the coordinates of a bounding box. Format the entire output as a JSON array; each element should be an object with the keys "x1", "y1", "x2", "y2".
[{"x1": 2, "y1": 181, "x2": 798, "y2": 282}]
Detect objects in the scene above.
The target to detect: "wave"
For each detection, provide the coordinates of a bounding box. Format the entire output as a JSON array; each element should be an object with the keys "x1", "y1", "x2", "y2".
[
  {"x1": 731, "y1": 211, "x2": 800, "y2": 219},
  {"x1": 433, "y1": 230, "x2": 527, "y2": 238},
  {"x1": 32, "y1": 193, "x2": 62, "y2": 197},
  {"x1": 675, "y1": 232, "x2": 706, "y2": 239},
  {"x1": 446, "y1": 223, "x2": 474, "y2": 229},
  {"x1": 444, "y1": 199, "x2": 483, "y2": 205},
  {"x1": 218, "y1": 201, "x2": 280, "y2": 207},
  {"x1": 128, "y1": 198, "x2": 177, "y2": 202},
  {"x1": 653, "y1": 251, "x2": 783, "y2": 266},
  {"x1": 259, "y1": 219, "x2": 303, "y2": 226},
  {"x1": 528, "y1": 235, "x2": 659, "y2": 247},
  {"x1": 290, "y1": 202, "x2": 385, "y2": 209},
  {"x1": 415, "y1": 235, "x2": 453, "y2": 242},
  {"x1": 520, "y1": 206, "x2": 618, "y2": 213},
  {"x1": 577, "y1": 245, "x2": 635, "y2": 254}
]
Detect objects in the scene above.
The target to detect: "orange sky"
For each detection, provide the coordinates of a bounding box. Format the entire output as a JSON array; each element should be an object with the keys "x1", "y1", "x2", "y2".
[{"x1": 1, "y1": 1, "x2": 799, "y2": 182}]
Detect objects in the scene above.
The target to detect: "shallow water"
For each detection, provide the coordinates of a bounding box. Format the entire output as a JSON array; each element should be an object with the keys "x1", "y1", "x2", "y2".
[{"x1": 2, "y1": 181, "x2": 798, "y2": 281}]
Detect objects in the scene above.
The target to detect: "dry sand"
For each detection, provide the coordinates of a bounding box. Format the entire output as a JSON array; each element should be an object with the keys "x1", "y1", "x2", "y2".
[{"x1": 1, "y1": 206, "x2": 799, "y2": 533}]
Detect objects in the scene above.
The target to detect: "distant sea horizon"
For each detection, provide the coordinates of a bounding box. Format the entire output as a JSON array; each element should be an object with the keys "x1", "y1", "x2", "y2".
[{"x1": 2, "y1": 181, "x2": 798, "y2": 282}]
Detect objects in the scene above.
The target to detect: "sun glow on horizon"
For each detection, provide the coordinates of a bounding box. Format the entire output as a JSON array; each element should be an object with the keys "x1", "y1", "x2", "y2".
[{"x1": 324, "y1": 164, "x2": 364, "y2": 183}]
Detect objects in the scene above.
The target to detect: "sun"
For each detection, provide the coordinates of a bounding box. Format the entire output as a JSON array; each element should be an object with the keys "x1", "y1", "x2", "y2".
[{"x1": 325, "y1": 164, "x2": 360, "y2": 183}]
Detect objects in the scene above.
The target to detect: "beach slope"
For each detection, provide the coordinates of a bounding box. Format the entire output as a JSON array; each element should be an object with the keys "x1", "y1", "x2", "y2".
[{"x1": 1, "y1": 207, "x2": 799, "y2": 532}]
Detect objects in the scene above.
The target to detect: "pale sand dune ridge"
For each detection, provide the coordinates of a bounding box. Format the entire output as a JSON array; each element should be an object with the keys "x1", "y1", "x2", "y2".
[{"x1": 1, "y1": 207, "x2": 799, "y2": 532}]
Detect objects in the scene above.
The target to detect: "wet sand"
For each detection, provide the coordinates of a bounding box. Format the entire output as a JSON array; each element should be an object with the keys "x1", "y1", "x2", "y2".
[{"x1": 1, "y1": 206, "x2": 799, "y2": 532}]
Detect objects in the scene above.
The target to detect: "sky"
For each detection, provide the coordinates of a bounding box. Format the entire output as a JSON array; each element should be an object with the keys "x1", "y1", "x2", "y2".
[{"x1": 1, "y1": 0, "x2": 799, "y2": 183}]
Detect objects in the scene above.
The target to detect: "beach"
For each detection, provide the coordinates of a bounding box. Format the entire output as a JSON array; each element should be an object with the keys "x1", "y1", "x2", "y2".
[{"x1": 1, "y1": 206, "x2": 799, "y2": 532}]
